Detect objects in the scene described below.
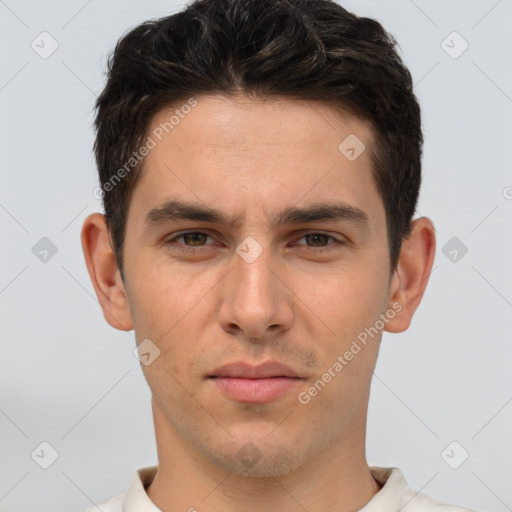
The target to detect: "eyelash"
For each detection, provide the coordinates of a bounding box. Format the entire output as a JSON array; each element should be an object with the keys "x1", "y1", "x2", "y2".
[{"x1": 164, "y1": 231, "x2": 345, "y2": 254}]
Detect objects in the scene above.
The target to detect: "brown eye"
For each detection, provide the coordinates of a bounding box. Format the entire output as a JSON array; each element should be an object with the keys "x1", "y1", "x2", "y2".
[
  {"x1": 180, "y1": 232, "x2": 209, "y2": 246},
  {"x1": 164, "y1": 231, "x2": 215, "y2": 252},
  {"x1": 294, "y1": 232, "x2": 344, "y2": 250},
  {"x1": 303, "y1": 233, "x2": 331, "y2": 247}
]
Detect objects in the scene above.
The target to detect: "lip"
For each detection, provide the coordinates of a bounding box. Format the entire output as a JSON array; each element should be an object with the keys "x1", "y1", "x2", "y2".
[
  {"x1": 208, "y1": 361, "x2": 302, "y2": 403},
  {"x1": 209, "y1": 361, "x2": 299, "y2": 379}
]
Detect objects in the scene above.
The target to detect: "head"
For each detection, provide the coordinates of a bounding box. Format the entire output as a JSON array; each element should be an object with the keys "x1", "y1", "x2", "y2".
[
  {"x1": 82, "y1": 0, "x2": 435, "y2": 478},
  {"x1": 93, "y1": 0, "x2": 423, "y2": 281}
]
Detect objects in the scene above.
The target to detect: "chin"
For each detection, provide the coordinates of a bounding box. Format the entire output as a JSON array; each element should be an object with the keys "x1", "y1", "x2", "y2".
[{"x1": 200, "y1": 437, "x2": 308, "y2": 478}]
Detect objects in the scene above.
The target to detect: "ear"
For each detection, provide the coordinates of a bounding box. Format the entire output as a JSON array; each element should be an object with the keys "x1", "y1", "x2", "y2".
[
  {"x1": 384, "y1": 217, "x2": 436, "y2": 333},
  {"x1": 80, "y1": 213, "x2": 133, "y2": 331}
]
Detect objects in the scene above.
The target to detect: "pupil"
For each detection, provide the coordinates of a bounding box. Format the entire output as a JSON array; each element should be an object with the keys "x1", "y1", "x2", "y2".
[
  {"x1": 185, "y1": 233, "x2": 204, "y2": 245},
  {"x1": 308, "y1": 234, "x2": 326, "y2": 246}
]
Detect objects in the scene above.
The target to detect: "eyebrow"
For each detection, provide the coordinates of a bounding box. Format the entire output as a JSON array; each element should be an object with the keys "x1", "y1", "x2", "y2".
[{"x1": 143, "y1": 199, "x2": 370, "y2": 232}]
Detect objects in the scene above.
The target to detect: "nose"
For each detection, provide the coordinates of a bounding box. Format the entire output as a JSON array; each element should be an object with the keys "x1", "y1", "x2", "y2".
[{"x1": 217, "y1": 243, "x2": 294, "y2": 342}]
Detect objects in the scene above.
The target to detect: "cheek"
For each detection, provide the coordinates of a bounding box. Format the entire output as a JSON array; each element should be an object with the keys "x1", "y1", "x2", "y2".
[
  {"x1": 295, "y1": 264, "x2": 388, "y2": 334},
  {"x1": 129, "y1": 259, "x2": 202, "y2": 323},
  {"x1": 292, "y1": 265, "x2": 389, "y2": 390},
  {"x1": 128, "y1": 262, "x2": 216, "y2": 365}
]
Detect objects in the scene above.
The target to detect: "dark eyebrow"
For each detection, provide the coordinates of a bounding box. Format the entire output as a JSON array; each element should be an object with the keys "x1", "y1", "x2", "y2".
[
  {"x1": 144, "y1": 200, "x2": 245, "y2": 229},
  {"x1": 143, "y1": 199, "x2": 370, "y2": 231},
  {"x1": 273, "y1": 202, "x2": 369, "y2": 231}
]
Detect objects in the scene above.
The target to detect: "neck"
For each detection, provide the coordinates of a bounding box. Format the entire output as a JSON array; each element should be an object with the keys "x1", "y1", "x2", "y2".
[{"x1": 146, "y1": 399, "x2": 381, "y2": 512}]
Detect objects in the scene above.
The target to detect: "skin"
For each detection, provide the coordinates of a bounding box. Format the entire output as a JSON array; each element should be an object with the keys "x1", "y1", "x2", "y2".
[{"x1": 81, "y1": 93, "x2": 435, "y2": 512}]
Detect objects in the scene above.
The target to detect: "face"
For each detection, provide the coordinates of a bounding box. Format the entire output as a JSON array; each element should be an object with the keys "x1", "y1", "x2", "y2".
[{"x1": 118, "y1": 94, "x2": 397, "y2": 476}]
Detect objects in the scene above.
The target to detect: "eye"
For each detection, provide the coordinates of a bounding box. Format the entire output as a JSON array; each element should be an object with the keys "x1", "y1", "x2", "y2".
[
  {"x1": 164, "y1": 230, "x2": 345, "y2": 254},
  {"x1": 293, "y1": 232, "x2": 345, "y2": 251},
  {"x1": 164, "y1": 231, "x2": 215, "y2": 252}
]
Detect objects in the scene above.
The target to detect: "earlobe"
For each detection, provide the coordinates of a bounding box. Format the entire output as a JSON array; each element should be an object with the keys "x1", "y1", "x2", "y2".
[
  {"x1": 384, "y1": 217, "x2": 436, "y2": 334},
  {"x1": 80, "y1": 213, "x2": 134, "y2": 331}
]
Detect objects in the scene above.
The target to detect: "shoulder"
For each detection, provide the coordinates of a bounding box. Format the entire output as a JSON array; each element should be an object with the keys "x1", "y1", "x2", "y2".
[
  {"x1": 401, "y1": 489, "x2": 479, "y2": 512},
  {"x1": 79, "y1": 492, "x2": 124, "y2": 512},
  {"x1": 399, "y1": 475, "x2": 479, "y2": 512},
  {"x1": 369, "y1": 467, "x2": 480, "y2": 512},
  {"x1": 76, "y1": 465, "x2": 158, "y2": 512},
  {"x1": 402, "y1": 487, "x2": 479, "y2": 511}
]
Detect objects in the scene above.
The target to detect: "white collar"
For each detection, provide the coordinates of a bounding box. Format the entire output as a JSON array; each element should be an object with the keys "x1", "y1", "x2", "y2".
[{"x1": 122, "y1": 465, "x2": 408, "y2": 511}]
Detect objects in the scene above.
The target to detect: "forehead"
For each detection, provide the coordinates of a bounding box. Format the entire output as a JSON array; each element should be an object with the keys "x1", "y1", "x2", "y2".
[
  {"x1": 147, "y1": 93, "x2": 374, "y2": 160},
  {"x1": 130, "y1": 93, "x2": 383, "y2": 231}
]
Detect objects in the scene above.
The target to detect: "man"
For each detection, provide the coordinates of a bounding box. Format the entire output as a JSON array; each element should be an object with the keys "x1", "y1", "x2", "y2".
[{"x1": 80, "y1": 0, "x2": 476, "y2": 510}]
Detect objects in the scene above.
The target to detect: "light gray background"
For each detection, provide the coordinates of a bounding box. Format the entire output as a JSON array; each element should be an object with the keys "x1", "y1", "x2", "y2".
[{"x1": 1, "y1": 1, "x2": 511, "y2": 511}]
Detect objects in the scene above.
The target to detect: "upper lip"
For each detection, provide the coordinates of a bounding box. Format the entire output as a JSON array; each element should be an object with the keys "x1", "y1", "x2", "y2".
[{"x1": 209, "y1": 361, "x2": 300, "y2": 379}]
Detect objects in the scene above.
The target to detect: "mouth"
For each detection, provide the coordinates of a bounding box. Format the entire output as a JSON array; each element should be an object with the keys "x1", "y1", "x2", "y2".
[{"x1": 208, "y1": 361, "x2": 303, "y2": 403}]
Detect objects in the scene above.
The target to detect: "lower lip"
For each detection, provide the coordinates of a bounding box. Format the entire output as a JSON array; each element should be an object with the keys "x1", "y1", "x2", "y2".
[{"x1": 210, "y1": 377, "x2": 301, "y2": 403}]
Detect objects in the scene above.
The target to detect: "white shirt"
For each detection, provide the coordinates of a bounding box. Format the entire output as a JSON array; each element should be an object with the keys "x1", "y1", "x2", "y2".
[{"x1": 81, "y1": 465, "x2": 478, "y2": 512}]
